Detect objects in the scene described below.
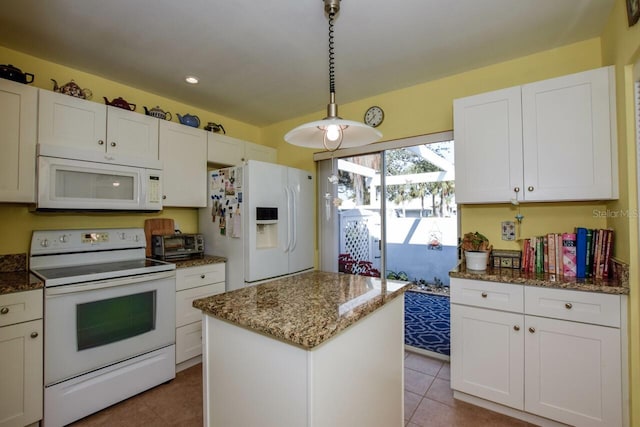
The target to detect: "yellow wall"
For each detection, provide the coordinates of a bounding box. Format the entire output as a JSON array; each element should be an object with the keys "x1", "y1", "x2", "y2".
[{"x1": 600, "y1": 0, "x2": 640, "y2": 423}]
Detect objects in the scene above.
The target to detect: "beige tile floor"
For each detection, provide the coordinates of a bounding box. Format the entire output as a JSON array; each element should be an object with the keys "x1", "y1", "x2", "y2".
[{"x1": 69, "y1": 351, "x2": 531, "y2": 426}]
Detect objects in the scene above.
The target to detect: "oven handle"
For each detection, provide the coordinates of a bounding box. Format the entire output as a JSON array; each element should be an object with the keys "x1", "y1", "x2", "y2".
[{"x1": 45, "y1": 270, "x2": 175, "y2": 296}]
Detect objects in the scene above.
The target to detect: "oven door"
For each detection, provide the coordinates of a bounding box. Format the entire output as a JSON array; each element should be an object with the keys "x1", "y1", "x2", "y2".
[{"x1": 44, "y1": 270, "x2": 175, "y2": 386}]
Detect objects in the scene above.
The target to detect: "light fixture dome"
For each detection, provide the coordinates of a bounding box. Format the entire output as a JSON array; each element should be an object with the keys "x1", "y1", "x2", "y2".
[{"x1": 284, "y1": 0, "x2": 382, "y2": 152}]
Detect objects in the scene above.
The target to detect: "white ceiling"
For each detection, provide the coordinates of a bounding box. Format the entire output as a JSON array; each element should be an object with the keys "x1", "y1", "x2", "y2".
[{"x1": 0, "y1": 0, "x2": 614, "y2": 126}]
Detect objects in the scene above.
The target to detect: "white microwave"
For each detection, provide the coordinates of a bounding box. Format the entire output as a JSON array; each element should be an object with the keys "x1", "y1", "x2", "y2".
[{"x1": 37, "y1": 153, "x2": 163, "y2": 211}]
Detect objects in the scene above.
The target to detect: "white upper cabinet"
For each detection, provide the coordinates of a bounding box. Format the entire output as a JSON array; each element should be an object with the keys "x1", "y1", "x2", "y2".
[
  {"x1": 105, "y1": 106, "x2": 159, "y2": 160},
  {"x1": 0, "y1": 79, "x2": 37, "y2": 203},
  {"x1": 454, "y1": 66, "x2": 618, "y2": 204},
  {"x1": 454, "y1": 86, "x2": 523, "y2": 203},
  {"x1": 38, "y1": 90, "x2": 159, "y2": 162},
  {"x1": 207, "y1": 133, "x2": 276, "y2": 166},
  {"x1": 159, "y1": 120, "x2": 207, "y2": 207}
]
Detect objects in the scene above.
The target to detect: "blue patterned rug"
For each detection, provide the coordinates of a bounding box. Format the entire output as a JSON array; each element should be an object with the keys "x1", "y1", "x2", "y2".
[{"x1": 404, "y1": 291, "x2": 450, "y2": 356}]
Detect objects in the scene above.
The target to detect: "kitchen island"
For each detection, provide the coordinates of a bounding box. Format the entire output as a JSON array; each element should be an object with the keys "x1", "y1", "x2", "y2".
[{"x1": 193, "y1": 270, "x2": 410, "y2": 427}]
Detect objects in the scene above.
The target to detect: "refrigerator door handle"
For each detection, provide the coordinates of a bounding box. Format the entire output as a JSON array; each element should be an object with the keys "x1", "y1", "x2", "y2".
[
  {"x1": 290, "y1": 186, "x2": 297, "y2": 252},
  {"x1": 285, "y1": 186, "x2": 292, "y2": 253}
]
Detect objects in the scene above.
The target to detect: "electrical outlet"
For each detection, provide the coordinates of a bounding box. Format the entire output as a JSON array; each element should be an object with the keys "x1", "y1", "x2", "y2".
[{"x1": 501, "y1": 221, "x2": 516, "y2": 241}]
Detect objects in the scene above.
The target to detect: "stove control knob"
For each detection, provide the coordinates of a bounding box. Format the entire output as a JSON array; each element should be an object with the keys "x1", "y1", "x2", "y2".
[
  {"x1": 134, "y1": 235, "x2": 139, "y2": 242},
  {"x1": 120, "y1": 232, "x2": 126, "y2": 240},
  {"x1": 59, "y1": 235, "x2": 68, "y2": 243},
  {"x1": 40, "y1": 239, "x2": 49, "y2": 248}
]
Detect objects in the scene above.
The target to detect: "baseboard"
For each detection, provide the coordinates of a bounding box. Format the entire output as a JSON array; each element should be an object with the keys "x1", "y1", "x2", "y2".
[
  {"x1": 404, "y1": 345, "x2": 450, "y2": 362},
  {"x1": 176, "y1": 355, "x2": 202, "y2": 373}
]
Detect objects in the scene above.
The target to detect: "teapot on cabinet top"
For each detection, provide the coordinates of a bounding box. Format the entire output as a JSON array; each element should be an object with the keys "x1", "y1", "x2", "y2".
[
  {"x1": 144, "y1": 106, "x2": 172, "y2": 121},
  {"x1": 51, "y1": 79, "x2": 93, "y2": 99},
  {"x1": 176, "y1": 113, "x2": 200, "y2": 128},
  {"x1": 0, "y1": 64, "x2": 34, "y2": 84},
  {"x1": 104, "y1": 97, "x2": 136, "y2": 111}
]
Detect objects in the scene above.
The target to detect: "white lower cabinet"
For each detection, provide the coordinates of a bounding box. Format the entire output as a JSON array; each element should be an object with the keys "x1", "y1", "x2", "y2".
[
  {"x1": 175, "y1": 263, "x2": 225, "y2": 365},
  {"x1": 0, "y1": 290, "x2": 43, "y2": 427},
  {"x1": 451, "y1": 278, "x2": 625, "y2": 426}
]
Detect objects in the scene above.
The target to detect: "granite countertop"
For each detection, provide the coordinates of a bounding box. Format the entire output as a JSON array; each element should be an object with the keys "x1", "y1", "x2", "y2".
[
  {"x1": 0, "y1": 253, "x2": 44, "y2": 296},
  {"x1": 450, "y1": 258, "x2": 629, "y2": 295},
  {"x1": 193, "y1": 270, "x2": 411, "y2": 350},
  {"x1": 169, "y1": 255, "x2": 227, "y2": 269}
]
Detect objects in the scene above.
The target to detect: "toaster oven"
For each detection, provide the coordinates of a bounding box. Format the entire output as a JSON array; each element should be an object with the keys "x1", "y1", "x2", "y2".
[{"x1": 152, "y1": 234, "x2": 204, "y2": 260}]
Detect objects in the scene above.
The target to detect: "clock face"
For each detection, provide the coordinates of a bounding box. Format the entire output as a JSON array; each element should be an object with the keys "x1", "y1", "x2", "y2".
[{"x1": 364, "y1": 106, "x2": 384, "y2": 127}]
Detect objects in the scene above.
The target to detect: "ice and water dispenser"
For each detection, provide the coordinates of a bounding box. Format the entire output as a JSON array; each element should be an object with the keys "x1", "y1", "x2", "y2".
[{"x1": 256, "y1": 207, "x2": 278, "y2": 249}]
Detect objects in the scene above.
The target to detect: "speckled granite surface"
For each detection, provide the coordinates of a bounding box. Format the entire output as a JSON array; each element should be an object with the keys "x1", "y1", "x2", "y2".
[
  {"x1": 0, "y1": 253, "x2": 43, "y2": 295},
  {"x1": 450, "y1": 258, "x2": 629, "y2": 295},
  {"x1": 193, "y1": 270, "x2": 410, "y2": 350},
  {"x1": 169, "y1": 255, "x2": 226, "y2": 269},
  {"x1": 0, "y1": 253, "x2": 26, "y2": 272}
]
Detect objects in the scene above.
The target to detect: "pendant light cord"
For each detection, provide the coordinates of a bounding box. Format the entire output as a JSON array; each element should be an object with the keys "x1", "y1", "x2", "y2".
[{"x1": 328, "y1": 12, "x2": 336, "y2": 95}]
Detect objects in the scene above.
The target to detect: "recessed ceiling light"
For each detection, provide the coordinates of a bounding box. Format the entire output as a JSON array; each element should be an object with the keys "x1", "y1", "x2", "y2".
[{"x1": 185, "y1": 76, "x2": 199, "y2": 84}]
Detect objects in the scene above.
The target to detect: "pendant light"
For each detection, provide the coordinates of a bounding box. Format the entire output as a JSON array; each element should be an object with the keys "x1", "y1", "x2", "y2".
[{"x1": 284, "y1": 0, "x2": 382, "y2": 152}]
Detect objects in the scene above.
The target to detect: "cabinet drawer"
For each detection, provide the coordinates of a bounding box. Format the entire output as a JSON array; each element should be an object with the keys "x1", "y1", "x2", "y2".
[
  {"x1": 525, "y1": 287, "x2": 620, "y2": 327},
  {"x1": 176, "y1": 283, "x2": 225, "y2": 327},
  {"x1": 0, "y1": 290, "x2": 43, "y2": 327},
  {"x1": 176, "y1": 263, "x2": 225, "y2": 291},
  {"x1": 451, "y1": 278, "x2": 523, "y2": 312},
  {"x1": 176, "y1": 321, "x2": 203, "y2": 364}
]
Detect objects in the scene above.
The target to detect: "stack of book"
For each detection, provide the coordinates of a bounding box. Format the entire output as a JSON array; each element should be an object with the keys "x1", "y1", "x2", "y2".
[{"x1": 521, "y1": 228, "x2": 614, "y2": 279}]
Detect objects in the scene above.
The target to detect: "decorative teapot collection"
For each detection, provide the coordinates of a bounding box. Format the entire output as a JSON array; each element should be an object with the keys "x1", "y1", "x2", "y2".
[{"x1": 2, "y1": 62, "x2": 225, "y2": 131}]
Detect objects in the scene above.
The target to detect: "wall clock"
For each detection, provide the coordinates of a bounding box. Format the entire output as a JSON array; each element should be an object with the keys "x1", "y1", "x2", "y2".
[{"x1": 364, "y1": 106, "x2": 384, "y2": 127}]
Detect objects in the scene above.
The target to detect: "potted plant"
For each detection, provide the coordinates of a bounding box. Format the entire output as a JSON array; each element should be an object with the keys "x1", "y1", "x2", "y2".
[{"x1": 461, "y1": 232, "x2": 492, "y2": 270}]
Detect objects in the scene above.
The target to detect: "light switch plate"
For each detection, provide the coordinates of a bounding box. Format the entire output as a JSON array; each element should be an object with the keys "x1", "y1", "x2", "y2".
[{"x1": 501, "y1": 221, "x2": 516, "y2": 241}]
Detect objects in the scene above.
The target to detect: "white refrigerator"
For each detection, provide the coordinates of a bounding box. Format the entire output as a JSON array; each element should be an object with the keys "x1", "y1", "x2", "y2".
[{"x1": 199, "y1": 160, "x2": 314, "y2": 291}]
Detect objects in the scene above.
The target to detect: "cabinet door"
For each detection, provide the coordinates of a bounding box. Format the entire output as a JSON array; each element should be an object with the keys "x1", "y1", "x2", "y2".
[
  {"x1": 245, "y1": 141, "x2": 276, "y2": 163},
  {"x1": 0, "y1": 319, "x2": 43, "y2": 427},
  {"x1": 450, "y1": 304, "x2": 524, "y2": 410},
  {"x1": 105, "y1": 106, "x2": 159, "y2": 161},
  {"x1": 522, "y1": 66, "x2": 617, "y2": 201},
  {"x1": 453, "y1": 86, "x2": 523, "y2": 203},
  {"x1": 207, "y1": 133, "x2": 245, "y2": 165},
  {"x1": 0, "y1": 79, "x2": 37, "y2": 202},
  {"x1": 176, "y1": 282, "x2": 225, "y2": 328},
  {"x1": 159, "y1": 121, "x2": 207, "y2": 207},
  {"x1": 524, "y1": 315, "x2": 621, "y2": 427},
  {"x1": 176, "y1": 321, "x2": 203, "y2": 364},
  {"x1": 38, "y1": 89, "x2": 107, "y2": 153}
]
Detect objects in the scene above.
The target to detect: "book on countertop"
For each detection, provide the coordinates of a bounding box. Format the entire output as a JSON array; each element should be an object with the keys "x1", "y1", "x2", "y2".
[
  {"x1": 575, "y1": 227, "x2": 587, "y2": 278},
  {"x1": 547, "y1": 233, "x2": 556, "y2": 275},
  {"x1": 562, "y1": 233, "x2": 577, "y2": 277},
  {"x1": 585, "y1": 229, "x2": 593, "y2": 278}
]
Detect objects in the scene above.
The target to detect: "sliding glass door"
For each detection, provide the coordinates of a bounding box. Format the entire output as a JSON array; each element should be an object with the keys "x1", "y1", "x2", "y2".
[{"x1": 318, "y1": 133, "x2": 457, "y2": 286}]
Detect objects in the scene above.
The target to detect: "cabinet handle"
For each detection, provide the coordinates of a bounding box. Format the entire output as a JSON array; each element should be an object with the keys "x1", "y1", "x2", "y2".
[
  {"x1": 528, "y1": 327, "x2": 535, "y2": 333},
  {"x1": 162, "y1": 195, "x2": 167, "y2": 200},
  {"x1": 513, "y1": 187, "x2": 520, "y2": 193},
  {"x1": 200, "y1": 274, "x2": 206, "y2": 279},
  {"x1": 513, "y1": 325, "x2": 520, "y2": 331},
  {"x1": 98, "y1": 140, "x2": 104, "y2": 145},
  {"x1": 30, "y1": 332, "x2": 39, "y2": 339},
  {"x1": 110, "y1": 142, "x2": 117, "y2": 147},
  {"x1": 527, "y1": 186, "x2": 534, "y2": 192},
  {"x1": 481, "y1": 292, "x2": 487, "y2": 298},
  {"x1": 0, "y1": 307, "x2": 8, "y2": 315},
  {"x1": 565, "y1": 302, "x2": 573, "y2": 309}
]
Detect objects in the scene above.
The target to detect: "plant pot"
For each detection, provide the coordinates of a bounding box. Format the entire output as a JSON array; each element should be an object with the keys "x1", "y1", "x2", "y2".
[{"x1": 465, "y1": 250, "x2": 489, "y2": 271}]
